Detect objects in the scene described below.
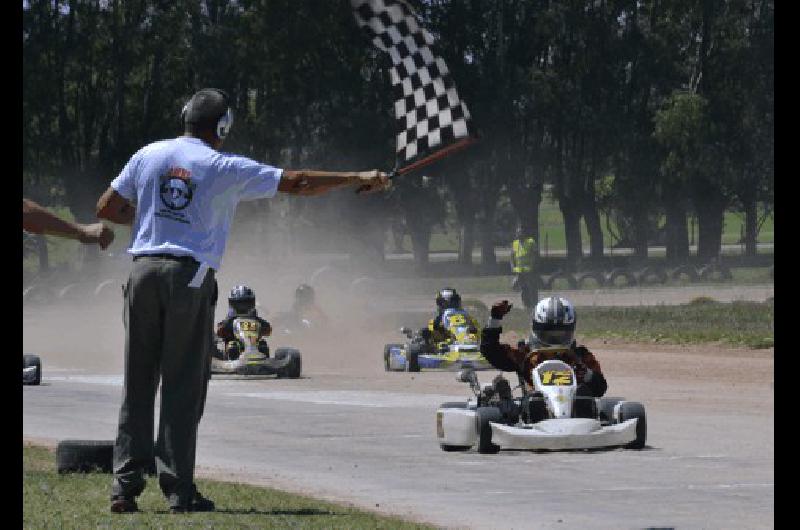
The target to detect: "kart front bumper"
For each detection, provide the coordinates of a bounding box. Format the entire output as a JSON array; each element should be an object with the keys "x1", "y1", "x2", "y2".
[
  {"x1": 490, "y1": 418, "x2": 639, "y2": 450},
  {"x1": 211, "y1": 357, "x2": 289, "y2": 376}
]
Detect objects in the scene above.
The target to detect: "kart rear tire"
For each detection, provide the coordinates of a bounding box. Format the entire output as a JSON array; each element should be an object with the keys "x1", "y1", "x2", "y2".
[
  {"x1": 23, "y1": 354, "x2": 42, "y2": 386},
  {"x1": 617, "y1": 401, "x2": 647, "y2": 449},
  {"x1": 384, "y1": 344, "x2": 403, "y2": 371},
  {"x1": 405, "y1": 345, "x2": 421, "y2": 373},
  {"x1": 476, "y1": 407, "x2": 502, "y2": 454},
  {"x1": 438, "y1": 402, "x2": 469, "y2": 409},
  {"x1": 440, "y1": 444, "x2": 471, "y2": 452},
  {"x1": 274, "y1": 348, "x2": 302, "y2": 378}
]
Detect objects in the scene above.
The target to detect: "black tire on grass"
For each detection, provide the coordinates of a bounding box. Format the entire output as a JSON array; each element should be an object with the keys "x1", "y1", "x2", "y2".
[
  {"x1": 607, "y1": 268, "x2": 637, "y2": 287},
  {"x1": 576, "y1": 271, "x2": 606, "y2": 289},
  {"x1": 22, "y1": 354, "x2": 41, "y2": 386},
  {"x1": 670, "y1": 264, "x2": 698, "y2": 282},
  {"x1": 56, "y1": 440, "x2": 115, "y2": 474}
]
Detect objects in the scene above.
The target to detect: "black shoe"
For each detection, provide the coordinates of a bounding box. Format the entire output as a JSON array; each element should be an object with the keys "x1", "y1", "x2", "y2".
[
  {"x1": 170, "y1": 488, "x2": 215, "y2": 513},
  {"x1": 110, "y1": 496, "x2": 138, "y2": 513}
]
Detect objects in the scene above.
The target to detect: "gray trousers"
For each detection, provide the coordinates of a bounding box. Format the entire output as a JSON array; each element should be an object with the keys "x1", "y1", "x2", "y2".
[
  {"x1": 519, "y1": 272, "x2": 539, "y2": 310},
  {"x1": 112, "y1": 256, "x2": 216, "y2": 508}
]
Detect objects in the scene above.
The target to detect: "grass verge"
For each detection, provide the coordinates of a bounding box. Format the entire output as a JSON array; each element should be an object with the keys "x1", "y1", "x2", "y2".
[
  {"x1": 499, "y1": 298, "x2": 774, "y2": 349},
  {"x1": 23, "y1": 443, "x2": 435, "y2": 529}
]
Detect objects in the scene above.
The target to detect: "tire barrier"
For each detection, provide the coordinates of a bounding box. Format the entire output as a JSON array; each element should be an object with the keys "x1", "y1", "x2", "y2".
[
  {"x1": 698, "y1": 262, "x2": 733, "y2": 281},
  {"x1": 349, "y1": 276, "x2": 377, "y2": 295},
  {"x1": 606, "y1": 268, "x2": 638, "y2": 288},
  {"x1": 95, "y1": 279, "x2": 122, "y2": 297},
  {"x1": 56, "y1": 440, "x2": 155, "y2": 475},
  {"x1": 544, "y1": 270, "x2": 578, "y2": 290},
  {"x1": 636, "y1": 266, "x2": 668, "y2": 286},
  {"x1": 57, "y1": 283, "x2": 85, "y2": 300},
  {"x1": 669, "y1": 264, "x2": 699, "y2": 282},
  {"x1": 575, "y1": 271, "x2": 606, "y2": 289},
  {"x1": 23, "y1": 284, "x2": 54, "y2": 305}
]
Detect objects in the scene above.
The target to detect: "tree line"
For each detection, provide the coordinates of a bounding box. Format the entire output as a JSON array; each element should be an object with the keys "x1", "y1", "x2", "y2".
[{"x1": 23, "y1": 0, "x2": 773, "y2": 273}]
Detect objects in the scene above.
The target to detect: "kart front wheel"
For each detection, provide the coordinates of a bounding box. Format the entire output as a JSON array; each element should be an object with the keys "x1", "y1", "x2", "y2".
[
  {"x1": 618, "y1": 401, "x2": 647, "y2": 449},
  {"x1": 476, "y1": 407, "x2": 502, "y2": 454},
  {"x1": 274, "y1": 348, "x2": 302, "y2": 379}
]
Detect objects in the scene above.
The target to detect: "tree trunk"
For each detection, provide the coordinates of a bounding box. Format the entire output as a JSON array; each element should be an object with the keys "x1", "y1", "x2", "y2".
[
  {"x1": 632, "y1": 208, "x2": 649, "y2": 261},
  {"x1": 697, "y1": 199, "x2": 725, "y2": 260},
  {"x1": 744, "y1": 197, "x2": 758, "y2": 257},
  {"x1": 479, "y1": 192, "x2": 498, "y2": 270},
  {"x1": 664, "y1": 200, "x2": 690, "y2": 263},
  {"x1": 459, "y1": 220, "x2": 475, "y2": 266},
  {"x1": 409, "y1": 227, "x2": 431, "y2": 271},
  {"x1": 582, "y1": 189, "x2": 604, "y2": 261},
  {"x1": 559, "y1": 200, "x2": 583, "y2": 271},
  {"x1": 36, "y1": 235, "x2": 49, "y2": 275}
]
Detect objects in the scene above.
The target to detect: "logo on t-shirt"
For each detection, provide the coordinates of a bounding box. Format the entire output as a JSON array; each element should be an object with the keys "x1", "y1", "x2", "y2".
[{"x1": 159, "y1": 167, "x2": 195, "y2": 211}]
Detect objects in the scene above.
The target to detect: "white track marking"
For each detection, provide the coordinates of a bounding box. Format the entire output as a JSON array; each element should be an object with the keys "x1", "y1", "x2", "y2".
[{"x1": 224, "y1": 390, "x2": 463, "y2": 408}]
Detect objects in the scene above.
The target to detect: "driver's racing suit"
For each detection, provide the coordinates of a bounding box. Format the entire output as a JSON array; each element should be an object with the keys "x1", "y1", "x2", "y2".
[
  {"x1": 480, "y1": 315, "x2": 607, "y2": 419},
  {"x1": 215, "y1": 309, "x2": 272, "y2": 359},
  {"x1": 419, "y1": 310, "x2": 481, "y2": 351}
]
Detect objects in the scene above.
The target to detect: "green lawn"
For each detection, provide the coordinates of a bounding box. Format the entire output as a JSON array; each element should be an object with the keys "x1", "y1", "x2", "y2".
[
  {"x1": 499, "y1": 298, "x2": 774, "y2": 349},
  {"x1": 23, "y1": 443, "x2": 434, "y2": 529}
]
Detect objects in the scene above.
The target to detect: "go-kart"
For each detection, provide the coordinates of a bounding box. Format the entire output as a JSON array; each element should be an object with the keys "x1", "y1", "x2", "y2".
[
  {"x1": 384, "y1": 308, "x2": 492, "y2": 372},
  {"x1": 23, "y1": 354, "x2": 42, "y2": 385},
  {"x1": 212, "y1": 316, "x2": 302, "y2": 378},
  {"x1": 435, "y1": 350, "x2": 647, "y2": 453}
]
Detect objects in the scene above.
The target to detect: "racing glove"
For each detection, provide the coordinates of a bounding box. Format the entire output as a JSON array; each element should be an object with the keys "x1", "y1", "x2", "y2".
[{"x1": 488, "y1": 300, "x2": 513, "y2": 328}]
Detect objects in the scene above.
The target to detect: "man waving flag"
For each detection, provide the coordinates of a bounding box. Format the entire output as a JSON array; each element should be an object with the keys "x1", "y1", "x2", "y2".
[{"x1": 351, "y1": 0, "x2": 476, "y2": 175}]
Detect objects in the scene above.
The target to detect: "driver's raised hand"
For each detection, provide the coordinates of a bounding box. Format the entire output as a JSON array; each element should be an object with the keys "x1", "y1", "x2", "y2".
[{"x1": 490, "y1": 300, "x2": 513, "y2": 319}]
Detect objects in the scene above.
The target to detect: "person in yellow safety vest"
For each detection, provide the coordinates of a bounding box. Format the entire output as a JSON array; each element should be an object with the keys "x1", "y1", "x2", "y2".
[{"x1": 511, "y1": 225, "x2": 538, "y2": 310}]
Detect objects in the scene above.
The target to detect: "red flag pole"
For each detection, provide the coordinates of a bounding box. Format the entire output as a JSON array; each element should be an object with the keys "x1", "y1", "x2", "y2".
[{"x1": 395, "y1": 136, "x2": 477, "y2": 176}]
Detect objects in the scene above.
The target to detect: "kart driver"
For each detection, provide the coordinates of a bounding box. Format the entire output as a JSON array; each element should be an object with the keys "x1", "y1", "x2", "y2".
[
  {"x1": 480, "y1": 296, "x2": 607, "y2": 418},
  {"x1": 215, "y1": 285, "x2": 271, "y2": 359},
  {"x1": 291, "y1": 284, "x2": 329, "y2": 325},
  {"x1": 419, "y1": 288, "x2": 480, "y2": 348}
]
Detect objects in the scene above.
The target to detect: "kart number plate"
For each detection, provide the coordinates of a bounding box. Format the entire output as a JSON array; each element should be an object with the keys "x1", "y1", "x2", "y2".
[{"x1": 540, "y1": 369, "x2": 573, "y2": 386}]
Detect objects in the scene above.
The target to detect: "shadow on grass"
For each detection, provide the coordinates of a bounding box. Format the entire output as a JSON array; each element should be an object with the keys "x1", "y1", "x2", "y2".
[{"x1": 154, "y1": 508, "x2": 346, "y2": 516}]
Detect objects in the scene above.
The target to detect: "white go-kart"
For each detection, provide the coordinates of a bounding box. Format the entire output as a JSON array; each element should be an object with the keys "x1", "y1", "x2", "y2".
[{"x1": 435, "y1": 356, "x2": 647, "y2": 453}]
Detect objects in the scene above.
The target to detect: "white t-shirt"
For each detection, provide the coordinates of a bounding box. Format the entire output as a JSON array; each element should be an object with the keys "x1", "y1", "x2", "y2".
[{"x1": 111, "y1": 136, "x2": 282, "y2": 270}]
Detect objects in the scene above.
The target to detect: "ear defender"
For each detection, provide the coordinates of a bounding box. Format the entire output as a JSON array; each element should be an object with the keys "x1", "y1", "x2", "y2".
[{"x1": 214, "y1": 89, "x2": 233, "y2": 140}]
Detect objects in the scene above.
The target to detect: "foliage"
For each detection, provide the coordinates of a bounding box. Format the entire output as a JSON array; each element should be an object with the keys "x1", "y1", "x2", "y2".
[{"x1": 23, "y1": 0, "x2": 773, "y2": 273}]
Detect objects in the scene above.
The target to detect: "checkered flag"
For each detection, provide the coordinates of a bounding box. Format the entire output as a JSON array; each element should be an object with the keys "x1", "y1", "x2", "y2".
[{"x1": 351, "y1": 0, "x2": 476, "y2": 175}]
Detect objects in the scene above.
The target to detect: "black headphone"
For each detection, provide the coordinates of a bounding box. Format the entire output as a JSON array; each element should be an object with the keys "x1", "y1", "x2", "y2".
[{"x1": 181, "y1": 88, "x2": 233, "y2": 140}]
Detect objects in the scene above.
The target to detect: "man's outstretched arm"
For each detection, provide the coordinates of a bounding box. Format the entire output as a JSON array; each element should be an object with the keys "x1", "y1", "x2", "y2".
[
  {"x1": 23, "y1": 198, "x2": 115, "y2": 250},
  {"x1": 278, "y1": 170, "x2": 389, "y2": 196}
]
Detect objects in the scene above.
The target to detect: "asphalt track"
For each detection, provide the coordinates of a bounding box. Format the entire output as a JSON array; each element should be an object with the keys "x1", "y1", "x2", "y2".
[{"x1": 23, "y1": 287, "x2": 774, "y2": 529}]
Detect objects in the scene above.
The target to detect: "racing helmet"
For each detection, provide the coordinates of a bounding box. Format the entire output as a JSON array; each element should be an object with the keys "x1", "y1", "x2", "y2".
[
  {"x1": 228, "y1": 285, "x2": 256, "y2": 316},
  {"x1": 295, "y1": 284, "x2": 315, "y2": 307},
  {"x1": 531, "y1": 296, "x2": 576, "y2": 347},
  {"x1": 435, "y1": 288, "x2": 462, "y2": 311}
]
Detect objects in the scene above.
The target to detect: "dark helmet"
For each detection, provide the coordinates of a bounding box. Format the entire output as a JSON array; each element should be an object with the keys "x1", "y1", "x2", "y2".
[
  {"x1": 295, "y1": 284, "x2": 315, "y2": 306},
  {"x1": 531, "y1": 296, "x2": 576, "y2": 347},
  {"x1": 435, "y1": 288, "x2": 462, "y2": 311},
  {"x1": 228, "y1": 285, "x2": 256, "y2": 315}
]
